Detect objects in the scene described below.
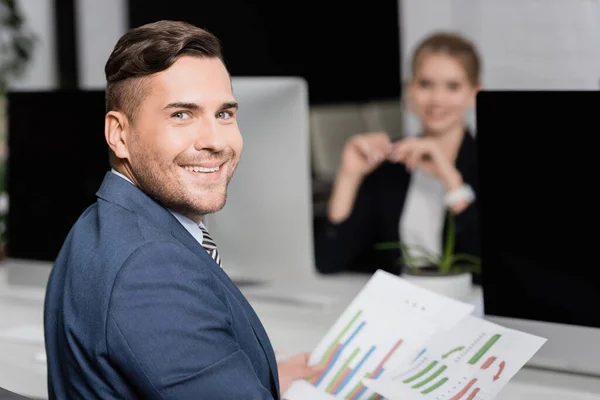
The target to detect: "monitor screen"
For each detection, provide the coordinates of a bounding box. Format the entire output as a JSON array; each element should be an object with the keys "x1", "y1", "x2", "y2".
[
  {"x1": 477, "y1": 90, "x2": 600, "y2": 329},
  {"x1": 6, "y1": 90, "x2": 109, "y2": 262}
]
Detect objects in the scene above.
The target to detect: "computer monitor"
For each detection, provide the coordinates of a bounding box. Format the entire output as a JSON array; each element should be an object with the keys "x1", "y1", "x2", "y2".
[
  {"x1": 203, "y1": 77, "x2": 316, "y2": 282},
  {"x1": 6, "y1": 89, "x2": 109, "y2": 262},
  {"x1": 476, "y1": 90, "x2": 600, "y2": 376}
]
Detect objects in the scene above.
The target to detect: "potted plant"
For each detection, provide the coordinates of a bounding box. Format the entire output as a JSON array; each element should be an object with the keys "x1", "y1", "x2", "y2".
[{"x1": 376, "y1": 213, "x2": 480, "y2": 301}]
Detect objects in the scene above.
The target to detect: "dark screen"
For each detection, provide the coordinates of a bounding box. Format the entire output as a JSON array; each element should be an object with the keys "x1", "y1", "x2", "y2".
[
  {"x1": 127, "y1": 0, "x2": 401, "y2": 105},
  {"x1": 6, "y1": 90, "x2": 109, "y2": 261},
  {"x1": 477, "y1": 90, "x2": 600, "y2": 328}
]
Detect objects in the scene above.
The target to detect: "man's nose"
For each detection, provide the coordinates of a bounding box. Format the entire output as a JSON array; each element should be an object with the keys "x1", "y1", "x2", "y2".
[{"x1": 194, "y1": 119, "x2": 226, "y2": 152}]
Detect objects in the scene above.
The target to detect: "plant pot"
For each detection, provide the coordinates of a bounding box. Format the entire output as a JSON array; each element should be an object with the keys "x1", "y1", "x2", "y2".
[{"x1": 400, "y1": 265, "x2": 473, "y2": 302}]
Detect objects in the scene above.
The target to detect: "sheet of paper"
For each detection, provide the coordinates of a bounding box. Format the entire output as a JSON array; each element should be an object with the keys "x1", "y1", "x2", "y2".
[
  {"x1": 283, "y1": 270, "x2": 475, "y2": 399},
  {"x1": 364, "y1": 315, "x2": 547, "y2": 399}
]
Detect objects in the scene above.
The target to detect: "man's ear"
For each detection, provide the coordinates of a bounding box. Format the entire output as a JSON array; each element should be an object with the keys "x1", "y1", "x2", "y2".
[{"x1": 105, "y1": 111, "x2": 130, "y2": 160}]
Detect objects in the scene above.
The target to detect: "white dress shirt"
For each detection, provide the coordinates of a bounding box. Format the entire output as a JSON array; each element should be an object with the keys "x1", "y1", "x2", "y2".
[{"x1": 398, "y1": 168, "x2": 446, "y2": 267}]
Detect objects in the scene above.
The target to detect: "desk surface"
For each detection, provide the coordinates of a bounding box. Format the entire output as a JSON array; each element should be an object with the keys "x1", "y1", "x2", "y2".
[{"x1": 1, "y1": 261, "x2": 600, "y2": 399}]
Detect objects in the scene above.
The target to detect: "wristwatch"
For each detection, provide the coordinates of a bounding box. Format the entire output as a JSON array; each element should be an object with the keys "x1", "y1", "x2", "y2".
[{"x1": 444, "y1": 183, "x2": 475, "y2": 207}]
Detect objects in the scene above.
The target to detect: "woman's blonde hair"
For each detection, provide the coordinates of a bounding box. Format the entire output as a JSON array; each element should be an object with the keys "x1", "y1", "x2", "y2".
[{"x1": 410, "y1": 31, "x2": 481, "y2": 86}]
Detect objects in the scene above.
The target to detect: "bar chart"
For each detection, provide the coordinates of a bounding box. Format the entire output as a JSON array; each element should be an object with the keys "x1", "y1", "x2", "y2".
[
  {"x1": 283, "y1": 271, "x2": 477, "y2": 400},
  {"x1": 310, "y1": 310, "x2": 404, "y2": 400},
  {"x1": 364, "y1": 315, "x2": 546, "y2": 399},
  {"x1": 306, "y1": 305, "x2": 440, "y2": 399}
]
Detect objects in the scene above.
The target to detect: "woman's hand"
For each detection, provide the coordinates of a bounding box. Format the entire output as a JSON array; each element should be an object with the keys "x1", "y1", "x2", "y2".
[
  {"x1": 388, "y1": 137, "x2": 463, "y2": 190},
  {"x1": 339, "y1": 132, "x2": 393, "y2": 179}
]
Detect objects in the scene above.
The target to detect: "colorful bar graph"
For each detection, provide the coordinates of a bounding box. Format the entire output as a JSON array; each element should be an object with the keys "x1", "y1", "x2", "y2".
[
  {"x1": 327, "y1": 348, "x2": 360, "y2": 392},
  {"x1": 331, "y1": 346, "x2": 376, "y2": 395},
  {"x1": 345, "y1": 339, "x2": 404, "y2": 400},
  {"x1": 468, "y1": 334, "x2": 501, "y2": 365},
  {"x1": 310, "y1": 310, "x2": 365, "y2": 386}
]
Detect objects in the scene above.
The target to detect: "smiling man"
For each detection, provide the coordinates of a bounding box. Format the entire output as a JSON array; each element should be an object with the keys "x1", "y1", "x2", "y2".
[{"x1": 43, "y1": 20, "x2": 321, "y2": 399}]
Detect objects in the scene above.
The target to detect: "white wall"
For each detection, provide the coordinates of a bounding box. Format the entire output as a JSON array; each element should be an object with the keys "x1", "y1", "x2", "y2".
[
  {"x1": 399, "y1": 0, "x2": 600, "y2": 134},
  {"x1": 75, "y1": 0, "x2": 127, "y2": 89},
  {"x1": 8, "y1": 0, "x2": 127, "y2": 91},
  {"x1": 400, "y1": 0, "x2": 600, "y2": 89},
  {"x1": 8, "y1": 0, "x2": 57, "y2": 90}
]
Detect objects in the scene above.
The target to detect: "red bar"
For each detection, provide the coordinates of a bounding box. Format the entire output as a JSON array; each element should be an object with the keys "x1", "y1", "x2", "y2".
[
  {"x1": 371, "y1": 339, "x2": 403, "y2": 376},
  {"x1": 450, "y1": 379, "x2": 477, "y2": 400},
  {"x1": 481, "y1": 356, "x2": 497, "y2": 370},
  {"x1": 467, "y1": 388, "x2": 480, "y2": 400}
]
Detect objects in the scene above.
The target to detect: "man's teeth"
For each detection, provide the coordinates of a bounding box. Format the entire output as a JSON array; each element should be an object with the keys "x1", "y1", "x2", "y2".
[{"x1": 184, "y1": 166, "x2": 220, "y2": 173}]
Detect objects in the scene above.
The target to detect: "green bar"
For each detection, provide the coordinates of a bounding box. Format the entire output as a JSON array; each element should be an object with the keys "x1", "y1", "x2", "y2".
[
  {"x1": 368, "y1": 394, "x2": 381, "y2": 400},
  {"x1": 411, "y1": 366, "x2": 447, "y2": 389},
  {"x1": 320, "y1": 310, "x2": 362, "y2": 364},
  {"x1": 346, "y1": 381, "x2": 363, "y2": 399},
  {"x1": 402, "y1": 361, "x2": 438, "y2": 383},
  {"x1": 326, "y1": 347, "x2": 360, "y2": 392},
  {"x1": 442, "y1": 346, "x2": 465, "y2": 358},
  {"x1": 421, "y1": 377, "x2": 449, "y2": 394},
  {"x1": 468, "y1": 334, "x2": 501, "y2": 365}
]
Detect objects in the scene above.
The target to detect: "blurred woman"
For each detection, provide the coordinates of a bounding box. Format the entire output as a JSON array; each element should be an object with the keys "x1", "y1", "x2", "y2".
[{"x1": 315, "y1": 31, "x2": 481, "y2": 280}]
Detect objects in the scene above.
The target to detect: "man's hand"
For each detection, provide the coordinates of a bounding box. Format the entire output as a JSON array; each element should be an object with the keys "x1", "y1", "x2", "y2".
[{"x1": 277, "y1": 352, "x2": 324, "y2": 395}]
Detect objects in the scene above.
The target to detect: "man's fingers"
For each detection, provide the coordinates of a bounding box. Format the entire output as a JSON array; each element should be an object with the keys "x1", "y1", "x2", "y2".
[{"x1": 300, "y1": 363, "x2": 325, "y2": 379}]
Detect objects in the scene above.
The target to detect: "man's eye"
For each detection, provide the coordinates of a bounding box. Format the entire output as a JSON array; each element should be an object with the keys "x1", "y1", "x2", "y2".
[
  {"x1": 217, "y1": 110, "x2": 234, "y2": 119},
  {"x1": 172, "y1": 111, "x2": 190, "y2": 120}
]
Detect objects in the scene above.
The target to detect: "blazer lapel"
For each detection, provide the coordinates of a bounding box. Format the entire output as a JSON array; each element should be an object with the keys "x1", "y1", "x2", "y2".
[{"x1": 170, "y1": 220, "x2": 281, "y2": 397}]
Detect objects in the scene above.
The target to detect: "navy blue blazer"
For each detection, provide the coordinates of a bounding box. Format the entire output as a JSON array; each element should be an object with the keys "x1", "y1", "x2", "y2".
[{"x1": 44, "y1": 172, "x2": 280, "y2": 399}]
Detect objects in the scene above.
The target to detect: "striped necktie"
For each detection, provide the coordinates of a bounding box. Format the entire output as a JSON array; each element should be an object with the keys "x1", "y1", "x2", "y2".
[{"x1": 199, "y1": 225, "x2": 222, "y2": 268}]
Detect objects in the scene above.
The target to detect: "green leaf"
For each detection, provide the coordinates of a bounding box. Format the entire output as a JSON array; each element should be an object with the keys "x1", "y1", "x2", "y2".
[
  {"x1": 448, "y1": 264, "x2": 481, "y2": 274},
  {"x1": 443, "y1": 212, "x2": 455, "y2": 262},
  {"x1": 450, "y1": 253, "x2": 481, "y2": 265},
  {"x1": 374, "y1": 242, "x2": 402, "y2": 250}
]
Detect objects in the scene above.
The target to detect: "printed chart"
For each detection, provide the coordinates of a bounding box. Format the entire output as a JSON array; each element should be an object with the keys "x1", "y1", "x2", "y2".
[
  {"x1": 364, "y1": 315, "x2": 546, "y2": 399},
  {"x1": 283, "y1": 270, "x2": 474, "y2": 399}
]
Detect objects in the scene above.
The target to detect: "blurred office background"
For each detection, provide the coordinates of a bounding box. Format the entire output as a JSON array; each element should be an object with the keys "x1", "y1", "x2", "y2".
[
  {"x1": 1, "y1": 1, "x2": 600, "y2": 398},
  {"x1": 2, "y1": 0, "x2": 600, "y2": 264}
]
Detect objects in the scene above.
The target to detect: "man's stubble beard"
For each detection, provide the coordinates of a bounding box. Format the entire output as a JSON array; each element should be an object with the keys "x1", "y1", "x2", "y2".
[{"x1": 129, "y1": 150, "x2": 239, "y2": 219}]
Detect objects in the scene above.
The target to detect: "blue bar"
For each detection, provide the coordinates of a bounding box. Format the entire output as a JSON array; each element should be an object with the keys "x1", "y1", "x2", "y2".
[
  {"x1": 373, "y1": 368, "x2": 384, "y2": 378},
  {"x1": 414, "y1": 348, "x2": 426, "y2": 361}
]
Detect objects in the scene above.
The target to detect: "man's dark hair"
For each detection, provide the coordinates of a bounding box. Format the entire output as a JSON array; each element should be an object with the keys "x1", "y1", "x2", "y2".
[{"x1": 105, "y1": 20, "x2": 224, "y2": 121}]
